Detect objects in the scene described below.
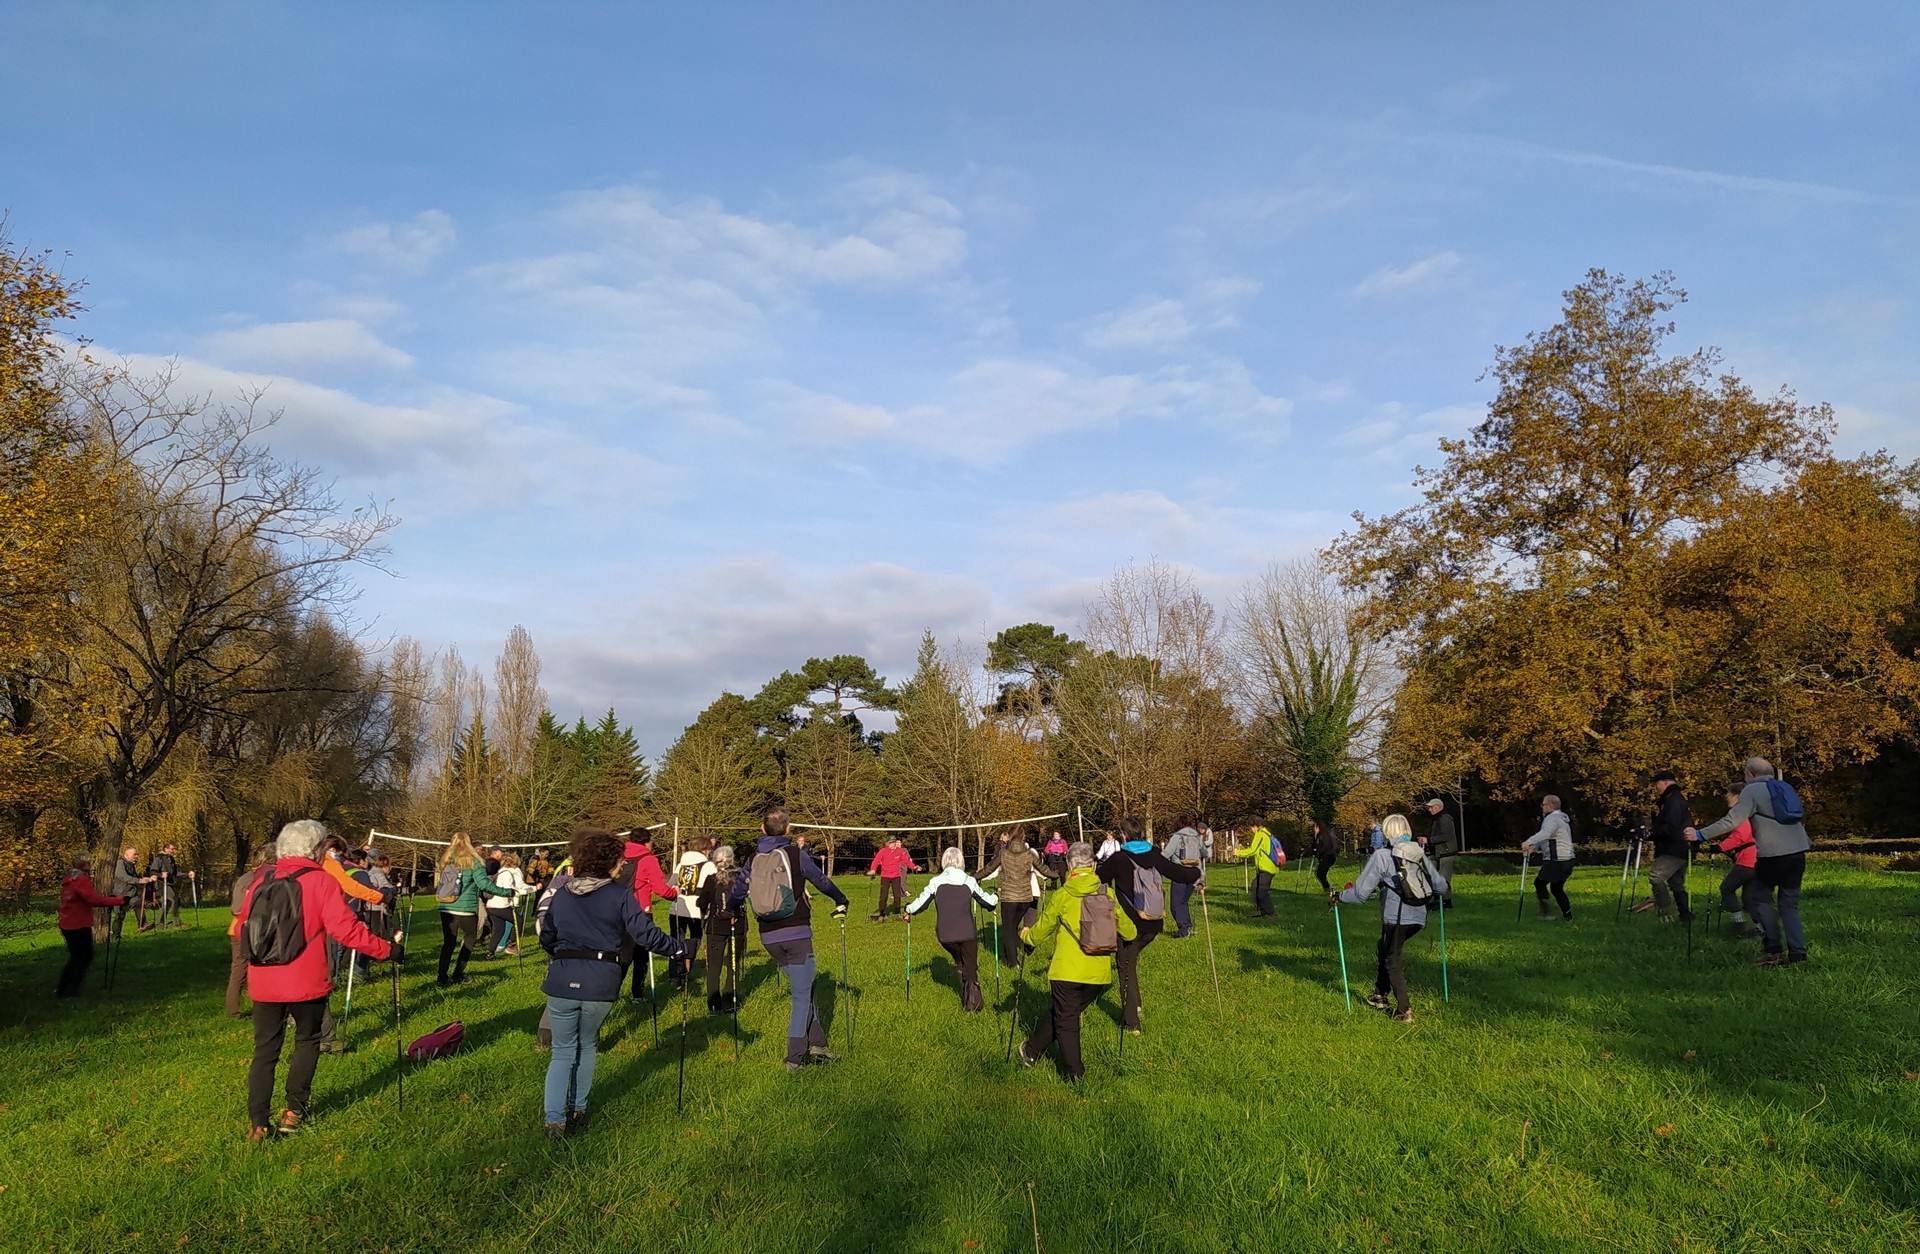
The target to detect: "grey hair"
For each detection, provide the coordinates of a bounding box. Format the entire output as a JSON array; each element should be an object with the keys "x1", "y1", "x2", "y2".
[
  {"x1": 1745, "y1": 757, "x2": 1776, "y2": 779},
  {"x1": 1067, "y1": 840, "x2": 1096, "y2": 869},
  {"x1": 1542, "y1": 795, "x2": 1562, "y2": 811},
  {"x1": 711, "y1": 844, "x2": 737, "y2": 871},
  {"x1": 276, "y1": 819, "x2": 330, "y2": 860},
  {"x1": 940, "y1": 846, "x2": 965, "y2": 871}
]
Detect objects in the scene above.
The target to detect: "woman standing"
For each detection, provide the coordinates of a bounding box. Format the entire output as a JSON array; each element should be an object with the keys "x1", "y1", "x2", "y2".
[
  {"x1": 537, "y1": 827, "x2": 691, "y2": 1139},
  {"x1": 1333, "y1": 814, "x2": 1448, "y2": 1022},
  {"x1": 57, "y1": 855, "x2": 125, "y2": 998},
  {"x1": 436, "y1": 832, "x2": 512, "y2": 986},
  {"x1": 980, "y1": 827, "x2": 1053, "y2": 967},
  {"x1": 905, "y1": 848, "x2": 998, "y2": 1011},
  {"x1": 491, "y1": 853, "x2": 531, "y2": 957},
  {"x1": 668, "y1": 837, "x2": 715, "y2": 988},
  {"x1": 696, "y1": 844, "x2": 748, "y2": 1012}
]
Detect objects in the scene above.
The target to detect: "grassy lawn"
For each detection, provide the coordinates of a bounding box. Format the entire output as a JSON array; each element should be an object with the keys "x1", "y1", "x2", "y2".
[{"x1": 2, "y1": 857, "x2": 1916, "y2": 1253}]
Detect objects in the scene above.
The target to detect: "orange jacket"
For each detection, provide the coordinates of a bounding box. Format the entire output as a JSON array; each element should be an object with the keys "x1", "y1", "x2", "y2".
[{"x1": 325, "y1": 854, "x2": 385, "y2": 905}]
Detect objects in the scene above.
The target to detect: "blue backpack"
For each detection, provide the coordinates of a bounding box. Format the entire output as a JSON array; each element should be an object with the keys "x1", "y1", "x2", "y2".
[{"x1": 1763, "y1": 779, "x2": 1805, "y2": 824}]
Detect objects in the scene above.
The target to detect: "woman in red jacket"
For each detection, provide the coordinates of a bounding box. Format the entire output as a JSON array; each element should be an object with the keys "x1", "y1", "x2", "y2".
[
  {"x1": 1706, "y1": 782, "x2": 1761, "y2": 937},
  {"x1": 235, "y1": 819, "x2": 395, "y2": 1141},
  {"x1": 619, "y1": 828, "x2": 676, "y2": 1001},
  {"x1": 57, "y1": 855, "x2": 125, "y2": 998}
]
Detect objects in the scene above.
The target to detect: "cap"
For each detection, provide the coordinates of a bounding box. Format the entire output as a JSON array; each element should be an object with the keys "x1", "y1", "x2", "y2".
[
  {"x1": 1424, "y1": 797, "x2": 1444, "y2": 808},
  {"x1": 1651, "y1": 770, "x2": 1676, "y2": 784}
]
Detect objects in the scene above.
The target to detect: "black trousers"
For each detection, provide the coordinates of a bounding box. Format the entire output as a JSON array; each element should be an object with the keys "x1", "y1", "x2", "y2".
[
  {"x1": 437, "y1": 911, "x2": 476, "y2": 983},
  {"x1": 248, "y1": 996, "x2": 328, "y2": 1127},
  {"x1": 1114, "y1": 917, "x2": 1163, "y2": 1028},
  {"x1": 1375, "y1": 923, "x2": 1423, "y2": 1013},
  {"x1": 669, "y1": 915, "x2": 704, "y2": 983},
  {"x1": 1314, "y1": 852, "x2": 1337, "y2": 893},
  {"x1": 1719, "y1": 864, "x2": 1758, "y2": 913},
  {"x1": 998, "y1": 898, "x2": 1035, "y2": 966},
  {"x1": 1023, "y1": 979, "x2": 1104, "y2": 1081},
  {"x1": 705, "y1": 921, "x2": 748, "y2": 1007},
  {"x1": 1534, "y1": 858, "x2": 1574, "y2": 915},
  {"x1": 1251, "y1": 871, "x2": 1274, "y2": 917},
  {"x1": 873, "y1": 877, "x2": 907, "y2": 917},
  {"x1": 939, "y1": 937, "x2": 983, "y2": 1011},
  {"x1": 58, "y1": 927, "x2": 94, "y2": 996}
]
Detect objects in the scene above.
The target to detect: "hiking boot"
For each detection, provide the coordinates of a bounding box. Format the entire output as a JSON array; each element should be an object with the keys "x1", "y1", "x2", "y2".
[
  {"x1": 783, "y1": 1061, "x2": 807, "y2": 1073},
  {"x1": 867, "y1": 913, "x2": 881, "y2": 923},
  {"x1": 1787, "y1": 952, "x2": 1809, "y2": 964},
  {"x1": 246, "y1": 1126, "x2": 272, "y2": 1144},
  {"x1": 275, "y1": 1109, "x2": 303, "y2": 1136},
  {"x1": 1752, "y1": 953, "x2": 1788, "y2": 967},
  {"x1": 544, "y1": 1121, "x2": 567, "y2": 1142},
  {"x1": 806, "y1": 1046, "x2": 838, "y2": 1064},
  {"x1": 1017, "y1": 1043, "x2": 1038, "y2": 1068},
  {"x1": 1390, "y1": 1009, "x2": 1414, "y2": 1024},
  {"x1": 1364, "y1": 993, "x2": 1391, "y2": 1011}
]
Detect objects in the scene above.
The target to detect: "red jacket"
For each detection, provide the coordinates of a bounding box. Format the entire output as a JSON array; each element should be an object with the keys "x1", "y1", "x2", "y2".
[
  {"x1": 623, "y1": 843, "x2": 677, "y2": 910},
  {"x1": 58, "y1": 872, "x2": 123, "y2": 929},
  {"x1": 237, "y1": 855, "x2": 392, "y2": 1003},
  {"x1": 867, "y1": 846, "x2": 919, "y2": 878},
  {"x1": 1716, "y1": 820, "x2": 1758, "y2": 869}
]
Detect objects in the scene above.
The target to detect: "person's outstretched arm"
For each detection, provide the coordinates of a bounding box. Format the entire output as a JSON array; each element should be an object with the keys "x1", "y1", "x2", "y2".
[
  {"x1": 622, "y1": 895, "x2": 693, "y2": 959},
  {"x1": 792, "y1": 847, "x2": 850, "y2": 909},
  {"x1": 319, "y1": 880, "x2": 394, "y2": 961},
  {"x1": 1337, "y1": 852, "x2": 1386, "y2": 905},
  {"x1": 905, "y1": 878, "x2": 938, "y2": 915}
]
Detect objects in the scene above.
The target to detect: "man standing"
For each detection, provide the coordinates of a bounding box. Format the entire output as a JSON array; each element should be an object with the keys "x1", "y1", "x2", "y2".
[
  {"x1": 1638, "y1": 772, "x2": 1693, "y2": 923},
  {"x1": 1689, "y1": 758, "x2": 1813, "y2": 966},
  {"x1": 1420, "y1": 799, "x2": 1459, "y2": 909},
  {"x1": 1522, "y1": 795, "x2": 1576, "y2": 921},
  {"x1": 236, "y1": 819, "x2": 395, "y2": 1141},
  {"x1": 148, "y1": 843, "x2": 186, "y2": 927},
  {"x1": 109, "y1": 849, "x2": 154, "y2": 936},
  {"x1": 730, "y1": 807, "x2": 849, "y2": 1072},
  {"x1": 1163, "y1": 818, "x2": 1211, "y2": 938},
  {"x1": 865, "y1": 835, "x2": 919, "y2": 921}
]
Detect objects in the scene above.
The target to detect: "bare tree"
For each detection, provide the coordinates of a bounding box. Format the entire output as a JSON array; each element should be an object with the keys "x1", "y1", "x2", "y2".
[{"x1": 492, "y1": 625, "x2": 546, "y2": 781}]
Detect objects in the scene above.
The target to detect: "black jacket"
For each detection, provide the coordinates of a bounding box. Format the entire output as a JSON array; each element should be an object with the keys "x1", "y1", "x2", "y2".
[
  {"x1": 1097, "y1": 847, "x2": 1202, "y2": 926},
  {"x1": 1425, "y1": 812, "x2": 1459, "y2": 857},
  {"x1": 1650, "y1": 787, "x2": 1692, "y2": 859}
]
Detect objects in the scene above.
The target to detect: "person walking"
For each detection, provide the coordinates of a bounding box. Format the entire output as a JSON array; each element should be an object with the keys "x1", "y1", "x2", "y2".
[
  {"x1": 1638, "y1": 772, "x2": 1694, "y2": 923},
  {"x1": 108, "y1": 848, "x2": 154, "y2": 937},
  {"x1": 1333, "y1": 814, "x2": 1448, "y2": 1023},
  {"x1": 1688, "y1": 757, "x2": 1813, "y2": 965},
  {"x1": 619, "y1": 828, "x2": 678, "y2": 1001},
  {"x1": 865, "y1": 835, "x2": 919, "y2": 922},
  {"x1": 1163, "y1": 819, "x2": 1212, "y2": 938},
  {"x1": 1701, "y1": 783, "x2": 1758, "y2": 937},
  {"x1": 1420, "y1": 798, "x2": 1459, "y2": 908},
  {"x1": 667, "y1": 837, "x2": 716, "y2": 988},
  {"x1": 1041, "y1": 831, "x2": 1070, "y2": 881},
  {"x1": 1311, "y1": 820, "x2": 1340, "y2": 893},
  {"x1": 536, "y1": 826, "x2": 691, "y2": 1139},
  {"x1": 1098, "y1": 816, "x2": 1201, "y2": 1033},
  {"x1": 490, "y1": 853, "x2": 531, "y2": 958},
  {"x1": 226, "y1": 849, "x2": 271, "y2": 1017},
  {"x1": 436, "y1": 832, "x2": 512, "y2": 987},
  {"x1": 981, "y1": 826, "x2": 1054, "y2": 966},
  {"x1": 906, "y1": 847, "x2": 998, "y2": 1012},
  {"x1": 56, "y1": 855, "x2": 125, "y2": 998},
  {"x1": 696, "y1": 844, "x2": 748, "y2": 1013},
  {"x1": 236, "y1": 819, "x2": 396, "y2": 1141},
  {"x1": 1521, "y1": 795, "x2": 1576, "y2": 920},
  {"x1": 1017, "y1": 841, "x2": 1137, "y2": 1082},
  {"x1": 729, "y1": 807, "x2": 850, "y2": 1071},
  {"x1": 1232, "y1": 825, "x2": 1285, "y2": 917}
]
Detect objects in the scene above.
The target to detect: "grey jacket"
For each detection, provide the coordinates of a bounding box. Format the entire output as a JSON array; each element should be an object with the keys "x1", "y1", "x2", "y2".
[
  {"x1": 1338, "y1": 845, "x2": 1450, "y2": 927},
  {"x1": 1696, "y1": 780, "x2": 1810, "y2": 858},
  {"x1": 1522, "y1": 810, "x2": 1574, "y2": 862}
]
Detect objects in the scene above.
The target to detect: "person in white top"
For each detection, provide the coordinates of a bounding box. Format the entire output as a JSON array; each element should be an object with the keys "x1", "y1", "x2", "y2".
[
  {"x1": 667, "y1": 837, "x2": 716, "y2": 991},
  {"x1": 491, "y1": 853, "x2": 532, "y2": 957},
  {"x1": 1521, "y1": 795, "x2": 1576, "y2": 921}
]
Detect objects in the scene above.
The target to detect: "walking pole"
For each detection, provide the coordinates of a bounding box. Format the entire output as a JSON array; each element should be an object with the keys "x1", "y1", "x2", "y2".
[
  {"x1": 391, "y1": 932, "x2": 406, "y2": 1114},
  {"x1": 992, "y1": 903, "x2": 1001, "y2": 1004},
  {"x1": 1515, "y1": 851, "x2": 1532, "y2": 922},
  {"x1": 1200, "y1": 882, "x2": 1222, "y2": 1012},
  {"x1": 648, "y1": 950, "x2": 659, "y2": 1047},
  {"x1": 343, "y1": 949, "x2": 358, "y2": 1040},
  {"x1": 1615, "y1": 836, "x2": 1635, "y2": 921},
  {"x1": 838, "y1": 913, "x2": 853, "y2": 1057},
  {"x1": 675, "y1": 975, "x2": 691, "y2": 1115},
  {"x1": 1332, "y1": 900, "x2": 1353, "y2": 1014},
  {"x1": 1116, "y1": 988, "x2": 1124, "y2": 1069},
  {"x1": 904, "y1": 911, "x2": 913, "y2": 1007},
  {"x1": 1625, "y1": 838, "x2": 1645, "y2": 914},
  {"x1": 1004, "y1": 945, "x2": 1028, "y2": 1063},
  {"x1": 730, "y1": 932, "x2": 742, "y2": 1060},
  {"x1": 191, "y1": 876, "x2": 200, "y2": 928},
  {"x1": 1437, "y1": 896, "x2": 1449, "y2": 1002}
]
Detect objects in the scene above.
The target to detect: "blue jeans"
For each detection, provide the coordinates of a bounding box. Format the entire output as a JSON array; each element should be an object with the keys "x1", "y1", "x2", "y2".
[
  {"x1": 766, "y1": 939, "x2": 826, "y2": 1064},
  {"x1": 1168, "y1": 879, "x2": 1195, "y2": 935},
  {"x1": 543, "y1": 996, "x2": 614, "y2": 1124}
]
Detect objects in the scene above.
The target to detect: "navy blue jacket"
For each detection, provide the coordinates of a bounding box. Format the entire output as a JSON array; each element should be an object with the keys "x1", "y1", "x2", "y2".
[
  {"x1": 539, "y1": 877, "x2": 687, "y2": 1002},
  {"x1": 727, "y1": 836, "x2": 849, "y2": 948}
]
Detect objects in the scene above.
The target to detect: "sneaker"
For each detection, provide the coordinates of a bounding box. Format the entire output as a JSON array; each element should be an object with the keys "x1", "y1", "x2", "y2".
[
  {"x1": 275, "y1": 1109, "x2": 303, "y2": 1136},
  {"x1": 317, "y1": 1041, "x2": 350, "y2": 1055},
  {"x1": 784, "y1": 1060, "x2": 807, "y2": 1073},
  {"x1": 544, "y1": 1121, "x2": 567, "y2": 1142},
  {"x1": 1787, "y1": 953, "x2": 1809, "y2": 964},
  {"x1": 1126, "y1": 1027, "x2": 1143, "y2": 1037},
  {"x1": 806, "y1": 1046, "x2": 838, "y2": 1064},
  {"x1": 1390, "y1": 1010, "x2": 1414, "y2": 1024},
  {"x1": 1016, "y1": 1043, "x2": 1038, "y2": 1068},
  {"x1": 1364, "y1": 993, "x2": 1390, "y2": 1011}
]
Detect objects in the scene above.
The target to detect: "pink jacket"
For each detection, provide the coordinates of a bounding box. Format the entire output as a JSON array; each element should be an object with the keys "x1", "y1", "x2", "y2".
[
  {"x1": 867, "y1": 846, "x2": 919, "y2": 878},
  {"x1": 623, "y1": 843, "x2": 678, "y2": 909}
]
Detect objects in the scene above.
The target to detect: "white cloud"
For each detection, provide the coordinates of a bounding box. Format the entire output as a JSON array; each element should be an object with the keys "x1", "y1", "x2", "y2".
[
  {"x1": 1083, "y1": 299, "x2": 1194, "y2": 352},
  {"x1": 200, "y1": 319, "x2": 414, "y2": 376},
  {"x1": 1354, "y1": 250, "x2": 1463, "y2": 296},
  {"x1": 332, "y1": 210, "x2": 457, "y2": 274}
]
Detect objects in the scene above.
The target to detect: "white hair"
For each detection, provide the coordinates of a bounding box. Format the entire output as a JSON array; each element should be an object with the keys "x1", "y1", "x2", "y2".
[
  {"x1": 1381, "y1": 814, "x2": 1414, "y2": 842},
  {"x1": 1067, "y1": 840, "x2": 1096, "y2": 869},
  {"x1": 940, "y1": 846, "x2": 965, "y2": 871},
  {"x1": 711, "y1": 844, "x2": 737, "y2": 871},
  {"x1": 276, "y1": 819, "x2": 329, "y2": 860}
]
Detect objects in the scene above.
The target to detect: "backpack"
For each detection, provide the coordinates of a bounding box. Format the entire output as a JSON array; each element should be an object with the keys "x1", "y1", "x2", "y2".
[
  {"x1": 1130, "y1": 863, "x2": 1165, "y2": 919},
  {"x1": 242, "y1": 866, "x2": 317, "y2": 966},
  {"x1": 434, "y1": 862, "x2": 463, "y2": 904},
  {"x1": 1075, "y1": 885, "x2": 1119, "y2": 956},
  {"x1": 677, "y1": 857, "x2": 707, "y2": 895},
  {"x1": 406, "y1": 1020, "x2": 464, "y2": 1061},
  {"x1": 1763, "y1": 779, "x2": 1806, "y2": 825},
  {"x1": 747, "y1": 847, "x2": 798, "y2": 922},
  {"x1": 1268, "y1": 831, "x2": 1287, "y2": 867},
  {"x1": 1386, "y1": 844, "x2": 1439, "y2": 911}
]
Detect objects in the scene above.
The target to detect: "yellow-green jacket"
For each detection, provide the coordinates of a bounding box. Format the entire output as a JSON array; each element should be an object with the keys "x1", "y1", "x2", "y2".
[
  {"x1": 1233, "y1": 826, "x2": 1285, "y2": 875},
  {"x1": 1022, "y1": 866, "x2": 1137, "y2": 985}
]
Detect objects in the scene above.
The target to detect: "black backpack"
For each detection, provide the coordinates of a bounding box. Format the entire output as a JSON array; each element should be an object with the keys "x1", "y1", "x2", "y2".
[{"x1": 243, "y1": 866, "x2": 317, "y2": 966}]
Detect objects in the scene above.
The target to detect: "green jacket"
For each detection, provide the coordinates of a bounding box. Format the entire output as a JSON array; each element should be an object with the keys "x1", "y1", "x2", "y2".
[
  {"x1": 1022, "y1": 867, "x2": 1137, "y2": 985},
  {"x1": 1233, "y1": 827, "x2": 1284, "y2": 875},
  {"x1": 442, "y1": 862, "x2": 512, "y2": 915}
]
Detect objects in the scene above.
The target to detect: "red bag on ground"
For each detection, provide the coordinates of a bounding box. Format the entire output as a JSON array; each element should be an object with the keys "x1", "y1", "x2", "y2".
[{"x1": 406, "y1": 1020, "x2": 464, "y2": 1061}]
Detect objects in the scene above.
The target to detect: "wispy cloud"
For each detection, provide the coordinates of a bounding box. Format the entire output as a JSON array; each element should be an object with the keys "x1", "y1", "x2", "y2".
[
  {"x1": 1354, "y1": 251, "x2": 1463, "y2": 297},
  {"x1": 200, "y1": 319, "x2": 414, "y2": 376},
  {"x1": 331, "y1": 210, "x2": 458, "y2": 274}
]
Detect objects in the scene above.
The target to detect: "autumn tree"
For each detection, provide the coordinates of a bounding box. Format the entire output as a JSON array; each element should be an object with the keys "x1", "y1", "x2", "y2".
[
  {"x1": 654, "y1": 693, "x2": 780, "y2": 840},
  {"x1": 1332, "y1": 270, "x2": 1920, "y2": 818},
  {"x1": 491, "y1": 625, "x2": 546, "y2": 780}
]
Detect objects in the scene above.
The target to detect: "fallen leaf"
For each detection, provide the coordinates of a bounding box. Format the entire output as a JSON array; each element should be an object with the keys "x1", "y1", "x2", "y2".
[
  {"x1": 1654, "y1": 1124, "x2": 1674, "y2": 1138},
  {"x1": 1683, "y1": 1050, "x2": 1697, "y2": 1060}
]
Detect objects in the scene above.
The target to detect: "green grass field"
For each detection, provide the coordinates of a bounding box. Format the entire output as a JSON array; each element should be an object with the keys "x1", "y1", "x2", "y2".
[{"x1": 3, "y1": 858, "x2": 1917, "y2": 1253}]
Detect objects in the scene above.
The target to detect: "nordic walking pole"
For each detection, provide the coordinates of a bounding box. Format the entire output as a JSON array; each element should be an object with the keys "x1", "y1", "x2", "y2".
[
  {"x1": 838, "y1": 912, "x2": 853, "y2": 1057},
  {"x1": 1515, "y1": 850, "x2": 1531, "y2": 922},
  {"x1": 904, "y1": 910, "x2": 913, "y2": 1006},
  {"x1": 992, "y1": 903, "x2": 1001, "y2": 1004},
  {"x1": 1004, "y1": 945, "x2": 1028, "y2": 1063},
  {"x1": 1437, "y1": 896, "x2": 1449, "y2": 1002},
  {"x1": 1332, "y1": 900, "x2": 1353, "y2": 1014},
  {"x1": 730, "y1": 933, "x2": 742, "y2": 1060},
  {"x1": 1200, "y1": 881, "x2": 1222, "y2": 1012},
  {"x1": 1615, "y1": 836, "x2": 1634, "y2": 921},
  {"x1": 391, "y1": 931, "x2": 406, "y2": 1114},
  {"x1": 191, "y1": 875, "x2": 200, "y2": 928},
  {"x1": 675, "y1": 973, "x2": 691, "y2": 1115},
  {"x1": 1625, "y1": 838, "x2": 1645, "y2": 913}
]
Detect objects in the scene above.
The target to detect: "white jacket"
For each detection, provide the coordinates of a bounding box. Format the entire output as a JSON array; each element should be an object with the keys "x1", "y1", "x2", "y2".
[{"x1": 669, "y1": 852, "x2": 714, "y2": 919}]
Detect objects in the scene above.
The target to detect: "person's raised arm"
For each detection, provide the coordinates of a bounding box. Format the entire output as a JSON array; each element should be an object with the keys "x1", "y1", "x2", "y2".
[
  {"x1": 1337, "y1": 852, "x2": 1386, "y2": 905},
  {"x1": 793, "y1": 847, "x2": 849, "y2": 909},
  {"x1": 623, "y1": 894, "x2": 692, "y2": 959}
]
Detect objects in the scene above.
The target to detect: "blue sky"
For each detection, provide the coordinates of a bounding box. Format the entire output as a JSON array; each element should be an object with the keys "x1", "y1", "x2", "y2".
[{"x1": 6, "y1": 2, "x2": 1917, "y2": 753}]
